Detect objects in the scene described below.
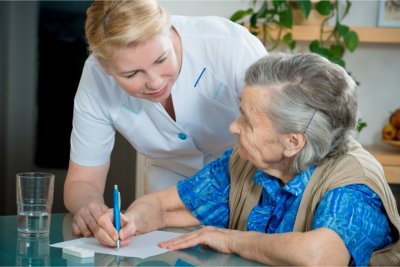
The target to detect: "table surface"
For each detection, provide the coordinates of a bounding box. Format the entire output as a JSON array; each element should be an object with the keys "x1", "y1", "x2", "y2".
[{"x1": 0, "y1": 213, "x2": 263, "y2": 266}]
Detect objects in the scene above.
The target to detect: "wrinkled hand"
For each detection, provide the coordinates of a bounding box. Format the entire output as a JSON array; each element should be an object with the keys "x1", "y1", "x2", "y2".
[
  {"x1": 158, "y1": 226, "x2": 239, "y2": 254},
  {"x1": 72, "y1": 202, "x2": 109, "y2": 237},
  {"x1": 94, "y1": 209, "x2": 137, "y2": 248}
]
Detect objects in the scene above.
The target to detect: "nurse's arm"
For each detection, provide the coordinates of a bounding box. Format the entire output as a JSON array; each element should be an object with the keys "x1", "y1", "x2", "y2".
[
  {"x1": 64, "y1": 159, "x2": 110, "y2": 237},
  {"x1": 122, "y1": 185, "x2": 200, "y2": 236}
]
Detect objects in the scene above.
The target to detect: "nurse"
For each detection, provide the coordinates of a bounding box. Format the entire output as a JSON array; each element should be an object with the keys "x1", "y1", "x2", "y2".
[{"x1": 63, "y1": 0, "x2": 267, "y2": 237}]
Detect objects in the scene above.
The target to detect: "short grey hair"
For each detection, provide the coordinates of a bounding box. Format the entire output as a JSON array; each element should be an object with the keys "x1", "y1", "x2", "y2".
[{"x1": 245, "y1": 53, "x2": 358, "y2": 174}]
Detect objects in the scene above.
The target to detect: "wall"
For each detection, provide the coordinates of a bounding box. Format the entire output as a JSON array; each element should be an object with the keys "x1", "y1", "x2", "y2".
[
  {"x1": 0, "y1": 2, "x2": 8, "y2": 187},
  {"x1": 0, "y1": 1, "x2": 38, "y2": 215}
]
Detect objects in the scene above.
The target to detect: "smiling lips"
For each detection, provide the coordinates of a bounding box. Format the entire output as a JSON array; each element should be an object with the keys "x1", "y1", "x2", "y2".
[{"x1": 147, "y1": 84, "x2": 168, "y2": 97}]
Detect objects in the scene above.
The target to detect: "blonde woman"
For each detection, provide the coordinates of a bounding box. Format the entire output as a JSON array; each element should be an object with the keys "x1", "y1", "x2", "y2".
[{"x1": 63, "y1": 0, "x2": 267, "y2": 237}]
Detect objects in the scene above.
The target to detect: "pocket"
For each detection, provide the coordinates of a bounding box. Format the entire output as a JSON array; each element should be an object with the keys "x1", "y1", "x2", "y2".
[{"x1": 193, "y1": 67, "x2": 240, "y2": 112}]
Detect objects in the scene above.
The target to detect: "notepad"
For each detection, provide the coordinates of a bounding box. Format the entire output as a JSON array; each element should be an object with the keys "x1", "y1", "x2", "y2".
[{"x1": 51, "y1": 230, "x2": 183, "y2": 259}]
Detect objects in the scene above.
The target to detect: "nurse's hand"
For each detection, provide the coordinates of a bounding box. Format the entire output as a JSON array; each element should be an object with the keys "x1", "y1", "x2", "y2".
[
  {"x1": 72, "y1": 202, "x2": 109, "y2": 237},
  {"x1": 95, "y1": 209, "x2": 135, "y2": 248}
]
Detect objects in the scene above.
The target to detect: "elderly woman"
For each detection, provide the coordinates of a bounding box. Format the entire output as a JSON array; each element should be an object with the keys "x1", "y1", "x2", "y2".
[{"x1": 95, "y1": 53, "x2": 400, "y2": 265}]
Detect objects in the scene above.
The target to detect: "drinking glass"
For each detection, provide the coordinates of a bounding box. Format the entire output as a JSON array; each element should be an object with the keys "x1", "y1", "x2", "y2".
[{"x1": 16, "y1": 172, "x2": 54, "y2": 237}]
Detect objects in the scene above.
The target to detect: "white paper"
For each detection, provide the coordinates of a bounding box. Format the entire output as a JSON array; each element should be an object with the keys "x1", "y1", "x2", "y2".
[{"x1": 51, "y1": 230, "x2": 182, "y2": 259}]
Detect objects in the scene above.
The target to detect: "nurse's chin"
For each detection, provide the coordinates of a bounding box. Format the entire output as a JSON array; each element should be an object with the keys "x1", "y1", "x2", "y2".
[
  {"x1": 146, "y1": 84, "x2": 169, "y2": 98},
  {"x1": 141, "y1": 93, "x2": 171, "y2": 103}
]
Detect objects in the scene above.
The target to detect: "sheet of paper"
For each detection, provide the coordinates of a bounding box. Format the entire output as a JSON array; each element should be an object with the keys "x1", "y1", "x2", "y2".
[{"x1": 51, "y1": 230, "x2": 182, "y2": 259}]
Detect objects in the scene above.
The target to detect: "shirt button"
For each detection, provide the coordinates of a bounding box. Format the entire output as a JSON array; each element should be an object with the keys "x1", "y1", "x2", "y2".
[{"x1": 178, "y1": 133, "x2": 187, "y2": 140}]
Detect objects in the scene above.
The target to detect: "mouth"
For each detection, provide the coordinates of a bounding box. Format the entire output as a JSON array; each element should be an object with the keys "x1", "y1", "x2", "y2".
[{"x1": 147, "y1": 84, "x2": 168, "y2": 98}]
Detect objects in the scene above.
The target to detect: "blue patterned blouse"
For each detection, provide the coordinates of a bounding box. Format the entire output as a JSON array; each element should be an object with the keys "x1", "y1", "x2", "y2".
[{"x1": 177, "y1": 149, "x2": 393, "y2": 266}]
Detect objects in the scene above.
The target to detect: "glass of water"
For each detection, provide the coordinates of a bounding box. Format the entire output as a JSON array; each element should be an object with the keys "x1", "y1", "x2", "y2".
[{"x1": 16, "y1": 172, "x2": 54, "y2": 237}]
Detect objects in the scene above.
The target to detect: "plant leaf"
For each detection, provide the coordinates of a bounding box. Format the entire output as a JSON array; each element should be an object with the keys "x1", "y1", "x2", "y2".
[
  {"x1": 282, "y1": 33, "x2": 296, "y2": 50},
  {"x1": 295, "y1": 0, "x2": 311, "y2": 19},
  {"x1": 309, "y1": 40, "x2": 333, "y2": 60},
  {"x1": 250, "y1": 12, "x2": 259, "y2": 28},
  {"x1": 344, "y1": 31, "x2": 359, "y2": 52},
  {"x1": 257, "y1": 1, "x2": 269, "y2": 18},
  {"x1": 288, "y1": 40, "x2": 296, "y2": 50},
  {"x1": 309, "y1": 40, "x2": 320, "y2": 52},
  {"x1": 342, "y1": 0, "x2": 352, "y2": 20},
  {"x1": 336, "y1": 23, "x2": 349, "y2": 37},
  {"x1": 313, "y1": 47, "x2": 332, "y2": 60},
  {"x1": 356, "y1": 119, "x2": 367, "y2": 133},
  {"x1": 279, "y1": 7, "x2": 293, "y2": 29},
  {"x1": 272, "y1": 0, "x2": 284, "y2": 9},
  {"x1": 330, "y1": 44, "x2": 345, "y2": 59},
  {"x1": 316, "y1": 0, "x2": 332, "y2": 16},
  {"x1": 230, "y1": 8, "x2": 253, "y2": 22},
  {"x1": 332, "y1": 58, "x2": 346, "y2": 68},
  {"x1": 283, "y1": 32, "x2": 292, "y2": 42}
]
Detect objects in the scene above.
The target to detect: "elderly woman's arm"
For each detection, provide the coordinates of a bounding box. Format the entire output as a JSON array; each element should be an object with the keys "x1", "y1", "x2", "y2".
[
  {"x1": 94, "y1": 186, "x2": 201, "y2": 247},
  {"x1": 159, "y1": 226, "x2": 350, "y2": 266}
]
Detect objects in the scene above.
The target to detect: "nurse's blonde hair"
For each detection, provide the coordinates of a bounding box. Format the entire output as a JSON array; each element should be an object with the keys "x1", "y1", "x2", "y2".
[{"x1": 85, "y1": 0, "x2": 171, "y2": 66}]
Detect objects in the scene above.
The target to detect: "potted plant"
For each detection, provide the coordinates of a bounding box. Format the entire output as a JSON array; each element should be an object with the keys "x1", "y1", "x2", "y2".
[{"x1": 230, "y1": 0, "x2": 367, "y2": 134}]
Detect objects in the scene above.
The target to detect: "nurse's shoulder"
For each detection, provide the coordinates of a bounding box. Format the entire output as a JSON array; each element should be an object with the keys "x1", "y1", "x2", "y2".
[
  {"x1": 74, "y1": 55, "x2": 128, "y2": 117},
  {"x1": 79, "y1": 56, "x2": 117, "y2": 92}
]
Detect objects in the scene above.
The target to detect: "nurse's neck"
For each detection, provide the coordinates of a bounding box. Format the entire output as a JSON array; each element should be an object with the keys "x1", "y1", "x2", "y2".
[
  {"x1": 161, "y1": 95, "x2": 176, "y2": 122},
  {"x1": 160, "y1": 27, "x2": 181, "y2": 122}
]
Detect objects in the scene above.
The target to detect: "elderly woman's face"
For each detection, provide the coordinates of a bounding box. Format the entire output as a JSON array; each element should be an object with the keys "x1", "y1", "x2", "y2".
[{"x1": 229, "y1": 85, "x2": 287, "y2": 173}]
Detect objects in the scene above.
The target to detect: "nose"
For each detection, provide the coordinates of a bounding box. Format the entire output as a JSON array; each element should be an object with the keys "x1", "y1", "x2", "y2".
[
  {"x1": 146, "y1": 69, "x2": 163, "y2": 89},
  {"x1": 229, "y1": 117, "x2": 240, "y2": 135}
]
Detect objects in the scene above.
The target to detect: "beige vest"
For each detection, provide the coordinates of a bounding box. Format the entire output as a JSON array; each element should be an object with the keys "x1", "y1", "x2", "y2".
[{"x1": 228, "y1": 141, "x2": 400, "y2": 265}]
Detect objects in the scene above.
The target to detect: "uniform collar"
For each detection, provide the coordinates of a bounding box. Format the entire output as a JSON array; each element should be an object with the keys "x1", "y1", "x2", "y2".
[{"x1": 253, "y1": 165, "x2": 316, "y2": 197}]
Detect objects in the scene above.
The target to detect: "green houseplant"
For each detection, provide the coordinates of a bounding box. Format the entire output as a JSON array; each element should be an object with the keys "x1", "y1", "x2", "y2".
[
  {"x1": 230, "y1": 0, "x2": 367, "y2": 134},
  {"x1": 230, "y1": 0, "x2": 358, "y2": 68}
]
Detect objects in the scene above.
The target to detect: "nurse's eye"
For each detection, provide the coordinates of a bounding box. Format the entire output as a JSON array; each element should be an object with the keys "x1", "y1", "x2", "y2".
[
  {"x1": 156, "y1": 57, "x2": 167, "y2": 64},
  {"x1": 126, "y1": 71, "x2": 138, "y2": 79}
]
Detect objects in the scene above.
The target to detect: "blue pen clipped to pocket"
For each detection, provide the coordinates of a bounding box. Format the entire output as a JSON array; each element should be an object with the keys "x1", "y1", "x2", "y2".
[{"x1": 113, "y1": 185, "x2": 121, "y2": 251}]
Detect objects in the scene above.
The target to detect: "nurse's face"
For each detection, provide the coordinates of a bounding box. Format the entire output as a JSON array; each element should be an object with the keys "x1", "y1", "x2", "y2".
[
  {"x1": 229, "y1": 85, "x2": 287, "y2": 173},
  {"x1": 104, "y1": 30, "x2": 181, "y2": 103}
]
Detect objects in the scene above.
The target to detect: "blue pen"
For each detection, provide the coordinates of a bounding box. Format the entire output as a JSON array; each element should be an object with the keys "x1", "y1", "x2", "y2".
[{"x1": 113, "y1": 185, "x2": 121, "y2": 251}]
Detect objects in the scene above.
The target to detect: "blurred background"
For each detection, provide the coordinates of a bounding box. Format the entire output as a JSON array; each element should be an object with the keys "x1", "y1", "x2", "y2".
[{"x1": 0, "y1": 0, "x2": 399, "y2": 215}]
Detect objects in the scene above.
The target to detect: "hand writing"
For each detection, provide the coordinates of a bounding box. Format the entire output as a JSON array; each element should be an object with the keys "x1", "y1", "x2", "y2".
[{"x1": 95, "y1": 209, "x2": 134, "y2": 248}]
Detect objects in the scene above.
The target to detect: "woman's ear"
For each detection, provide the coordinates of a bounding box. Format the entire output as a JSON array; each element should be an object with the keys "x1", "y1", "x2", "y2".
[{"x1": 282, "y1": 132, "x2": 306, "y2": 158}]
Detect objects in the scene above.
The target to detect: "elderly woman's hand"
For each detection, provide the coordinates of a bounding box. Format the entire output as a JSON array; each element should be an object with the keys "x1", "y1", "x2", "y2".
[
  {"x1": 94, "y1": 209, "x2": 135, "y2": 248},
  {"x1": 158, "y1": 226, "x2": 240, "y2": 254}
]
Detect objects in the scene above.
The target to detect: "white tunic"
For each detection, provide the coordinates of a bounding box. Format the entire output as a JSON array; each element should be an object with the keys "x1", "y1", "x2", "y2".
[{"x1": 70, "y1": 15, "x2": 267, "y2": 192}]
